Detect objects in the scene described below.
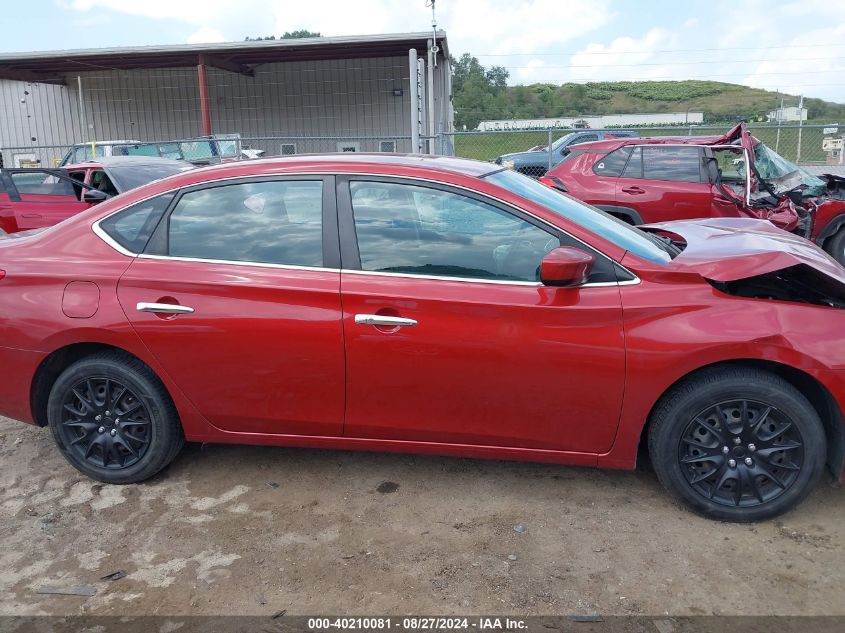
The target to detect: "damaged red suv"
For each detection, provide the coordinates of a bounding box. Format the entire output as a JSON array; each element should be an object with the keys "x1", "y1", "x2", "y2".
[
  {"x1": 0, "y1": 154, "x2": 843, "y2": 522},
  {"x1": 540, "y1": 123, "x2": 845, "y2": 265}
]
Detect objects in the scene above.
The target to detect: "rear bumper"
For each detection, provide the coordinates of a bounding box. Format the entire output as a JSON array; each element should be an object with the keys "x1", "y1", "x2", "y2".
[{"x1": 0, "y1": 345, "x2": 45, "y2": 424}]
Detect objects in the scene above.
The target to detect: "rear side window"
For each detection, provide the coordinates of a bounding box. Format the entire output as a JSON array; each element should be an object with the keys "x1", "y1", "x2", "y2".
[
  {"x1": 99, "y1": 194, "x2": 173, "y2": 253},
  {"x1": 621, "y1": 147, "x2": 643, "y2": 178},
  {"x1": 643, "y1": 146, "x2": 703, "y2": 183},
  {"x1": 592, "y1": 147, "x2": 633, "y2": 177},
  {"x1": 166, "y1": 180, "x2": 324, "y2": 267}
]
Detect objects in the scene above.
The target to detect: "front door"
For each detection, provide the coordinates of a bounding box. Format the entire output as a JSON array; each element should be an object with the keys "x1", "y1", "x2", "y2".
[
  {"x1": 116, "y1": 176, "x2": 345, "y2": 436},
  {"x1": 2, "y1": 168, "x2": 91, "y2": 230},
  {"x1": 339, "y1": 178, "x2": 625, "y2": 453}
]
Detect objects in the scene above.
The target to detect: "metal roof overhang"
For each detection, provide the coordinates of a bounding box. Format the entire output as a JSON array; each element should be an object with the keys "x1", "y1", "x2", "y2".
[{"x1": 0, "y1": 31, "x2": 448, "y2": 85}]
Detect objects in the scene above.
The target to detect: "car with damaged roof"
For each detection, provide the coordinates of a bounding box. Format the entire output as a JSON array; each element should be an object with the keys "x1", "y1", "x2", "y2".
[{"x1": 539, "y1": 123, "x2": 845, "y2": 265}]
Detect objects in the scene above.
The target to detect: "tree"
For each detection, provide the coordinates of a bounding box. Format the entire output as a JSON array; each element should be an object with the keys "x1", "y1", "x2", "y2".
[
  {"x1": 451, "y1": 54, "x2": 509, "y2": 129},
  {"x1": 245, "y1": 30, "x2": 321, "y2": 42},
  {"x1": 282, "y1": 30, "x2": 322, "y2": 38}
]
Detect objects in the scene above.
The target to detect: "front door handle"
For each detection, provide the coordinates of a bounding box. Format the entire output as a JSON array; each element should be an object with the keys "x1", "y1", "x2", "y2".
[
  {"x1": 621, "y1": 186, "x2": 645, "y2": 194},
  {"x1": 136, "y1": 302, "x2": 195, "y2": 315},
  {"x1": 354, "y1": 314, "x2": 417, "y2": 327}
]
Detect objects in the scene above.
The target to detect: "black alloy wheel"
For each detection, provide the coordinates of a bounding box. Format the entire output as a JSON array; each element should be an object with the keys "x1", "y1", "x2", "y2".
[
  {"x1": 679, "y1": 399, "x2": 803, "y2": 508},
  {"x1": 47, "y1": 351, "x2": 184, "y2": 483},
  {"x1": 58, "y1": 377, "x2": 152, "y2": 469},
  {"x1": 649, "y1": 366, "x2": 826, "y2": 521}
]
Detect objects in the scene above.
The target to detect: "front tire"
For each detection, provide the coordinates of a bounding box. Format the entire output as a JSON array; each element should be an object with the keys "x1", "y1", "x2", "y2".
[
  {"x1": 47, "y1": 351, "x2": 184, "y2": 484},
  {"x1": 648, "y1": 366, "x2": 826, "y2": 522}
]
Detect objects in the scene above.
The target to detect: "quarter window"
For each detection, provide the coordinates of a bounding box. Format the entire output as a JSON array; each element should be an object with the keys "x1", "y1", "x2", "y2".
[
  {"x1": 167, "y1": 180, "x2": 323, "y2": 266},
  {"x1": 100, "y1": 194, "x2": 173, "y2": 253},
  {"x1": 642, "y1": 146, "x2": 703, "y2": 183},
  {"x1": 351, "y1": 181, "x2": 558, "y2": 282},
  {"x1": 593, "y1": 147, "x2": 633, "y2": 177}
]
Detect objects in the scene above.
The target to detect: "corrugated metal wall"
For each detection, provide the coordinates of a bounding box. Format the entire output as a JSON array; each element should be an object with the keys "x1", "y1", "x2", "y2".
[{"x1": 0, "y1": 52, "x2": 450, "y2": 166}]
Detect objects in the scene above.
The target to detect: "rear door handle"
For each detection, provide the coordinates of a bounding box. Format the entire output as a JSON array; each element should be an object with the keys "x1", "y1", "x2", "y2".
[
  {"x1": 136, "y1": 302, "x2": 195, "y2": 315},
  {"x1": 354, "y1": 314, "x2": 417, "y2": 327},
  {"x1": 621, "y1": 186, "x2": 645, "y2": 194}
]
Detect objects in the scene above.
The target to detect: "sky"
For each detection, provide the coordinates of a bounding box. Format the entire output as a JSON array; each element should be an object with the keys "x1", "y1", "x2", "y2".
[{"x1": 2, "y1": 0, "x2": 844, "y2": 103}]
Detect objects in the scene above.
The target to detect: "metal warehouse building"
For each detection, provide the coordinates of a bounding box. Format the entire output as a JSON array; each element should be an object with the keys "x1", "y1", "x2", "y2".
[{"x1": 0, "y1": 32, "x2": 452, "y2": 167}]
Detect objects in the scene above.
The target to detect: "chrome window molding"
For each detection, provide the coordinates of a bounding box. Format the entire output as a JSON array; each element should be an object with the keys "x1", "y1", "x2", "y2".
[{"x1": 91, "y1": 170, "x2": 641, "y2": 288}]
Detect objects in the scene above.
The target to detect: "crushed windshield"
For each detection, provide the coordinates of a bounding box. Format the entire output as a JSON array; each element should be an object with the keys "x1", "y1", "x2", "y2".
[
  {"x1": 753, "y1": 143, "x2": 826, "y2": 197},
  {"x1": 484, "y1": 169, "x2": 672, "y2": 264}
]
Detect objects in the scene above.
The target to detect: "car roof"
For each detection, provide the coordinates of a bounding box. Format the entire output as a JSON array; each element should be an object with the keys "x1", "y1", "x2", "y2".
[
  {"x1": 181, "y1": 153, "x2": 501, "y2": 178},
  {"x1": 569, "y1": 134, "x2": 732, "y2": 152}
]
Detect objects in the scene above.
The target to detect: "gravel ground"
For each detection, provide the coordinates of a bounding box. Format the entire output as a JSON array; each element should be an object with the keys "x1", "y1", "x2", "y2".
[{"x1": 0, "y1": 415, "x2": 842, "y2": 617}]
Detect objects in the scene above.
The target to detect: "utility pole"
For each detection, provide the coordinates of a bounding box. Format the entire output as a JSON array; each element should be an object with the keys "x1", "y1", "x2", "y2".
[{"x1": 796, "y1": 95, "x2": 804, "y2": 163}]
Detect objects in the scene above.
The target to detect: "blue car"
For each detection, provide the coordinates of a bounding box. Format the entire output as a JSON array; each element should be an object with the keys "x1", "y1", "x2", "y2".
[{"x1": 494, "y1": 129, "x2": 639, "y2": 177}]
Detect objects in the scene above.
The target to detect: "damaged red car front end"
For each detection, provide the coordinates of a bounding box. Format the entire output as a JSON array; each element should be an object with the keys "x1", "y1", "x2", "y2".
[{"x1": 542, "y1": 123, "x2": 845, "y2": 265}]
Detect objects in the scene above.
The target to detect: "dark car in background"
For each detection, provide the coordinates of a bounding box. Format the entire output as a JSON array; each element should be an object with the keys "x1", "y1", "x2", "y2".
[
  {"x1": 0, "y1": 156, "x2": 193, "y2": 234},
  {"x1": 494, "y1": 129, "x2": 639, "y2": 178},
  {"x1": 540, "y1": 123, "x2": 845, "y2": 265}
]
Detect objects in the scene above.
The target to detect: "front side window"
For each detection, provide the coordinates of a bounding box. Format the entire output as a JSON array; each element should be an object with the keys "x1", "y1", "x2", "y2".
[
  {"x1": 100, "y1": 193, "x2": 173, "y2": 253},
  {"x1": 10, "y1": 171, "x2": 75, "y2": 196},
  {"x1": 351, "y1": 181, "x2": 559, "y2": 282},
  {"x1": 484, "y1": 169, "x2": 672, "y2": 264},
  {"x1": 643, "y1": 146, "x2": 703, "y2": 183},
  {"x1": 167, "y1": 180, "x2": 323, "y2": 267}
]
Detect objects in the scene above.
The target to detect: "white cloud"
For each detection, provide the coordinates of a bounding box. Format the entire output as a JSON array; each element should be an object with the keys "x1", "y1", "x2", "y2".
[
  {"x1": 55, "y1": 0, "x2": 845, "y2": 101},
  {"x1": 186, "y1": 27, "x2": 227, "y2": 44}
]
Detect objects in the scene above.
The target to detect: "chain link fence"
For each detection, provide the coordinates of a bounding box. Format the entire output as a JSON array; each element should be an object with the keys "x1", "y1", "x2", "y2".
[
  {"x1": 2, "y1": 124, "x2": 842, "y2": 176},
  {"x1": 447, "y1": 123, "x2": 844, "y2": 177}
]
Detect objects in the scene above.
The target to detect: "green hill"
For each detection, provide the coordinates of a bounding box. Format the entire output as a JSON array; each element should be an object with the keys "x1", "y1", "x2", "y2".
[{"x1": 452, "y1": 55, "x2": 845, "y2": 129}]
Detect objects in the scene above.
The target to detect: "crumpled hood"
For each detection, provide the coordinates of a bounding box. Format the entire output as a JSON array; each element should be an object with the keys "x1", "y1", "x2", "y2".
[{"x1": 640, "y1": 217, "x2": 845, "y2": 284}]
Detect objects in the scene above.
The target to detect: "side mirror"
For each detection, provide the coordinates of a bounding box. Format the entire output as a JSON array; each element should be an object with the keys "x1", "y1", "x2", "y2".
[
  {"x1": 540, "y1": 247, "x2": 594, "y2": 287},
  {"x1": 83, "y1": 189, "x2": 109, "y2": 204}
]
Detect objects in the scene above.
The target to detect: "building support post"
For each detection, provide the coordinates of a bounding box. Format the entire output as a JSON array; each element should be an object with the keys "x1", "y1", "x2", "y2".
[
  {"x1": 197, "y1": 55, "x2": 213, "y2": 136},
  {"x1": 427, "y1": 40, "x2": 436, "y2": 155},
  {"x1": 77, "y1": 75, "x2": 87, "y2": 143},
  {"x1": 409, "y1": 48, "x2": 421, "y2": 153}
]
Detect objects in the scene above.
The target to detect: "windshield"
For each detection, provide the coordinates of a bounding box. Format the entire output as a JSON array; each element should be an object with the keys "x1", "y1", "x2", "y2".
[
  {"x1": 753, "y1": 143, "x2": 826, "y2": 197},
  {"x1": 106, "y1": 162, "x2": 194, "y2": 192},
  {"x1": 484, "y1": 169, "x2": 672, "y2": 264},
  {"x1": 550, "y1": 133, "x2": 578, "y2": 151}
]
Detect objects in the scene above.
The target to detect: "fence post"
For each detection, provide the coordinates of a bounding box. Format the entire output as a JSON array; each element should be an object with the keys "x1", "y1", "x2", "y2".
[{"x1": 548, "y1": 129, "x2": 553, "y2": 172}]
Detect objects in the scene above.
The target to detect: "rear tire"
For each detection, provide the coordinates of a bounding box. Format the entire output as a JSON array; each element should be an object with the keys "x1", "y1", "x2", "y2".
[
  {"x1": 47, "y1": 351, "x2": 184, "y2": 484},
  {"x1": 824, "y1": 227, "x2": 845, "y2": 267},
  {"x1": 648, "y1": 366, "x2": 825, "y2": 522}
]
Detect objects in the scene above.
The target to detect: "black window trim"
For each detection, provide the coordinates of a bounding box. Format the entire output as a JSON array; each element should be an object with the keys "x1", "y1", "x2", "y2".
[
  {"x1": 142, "y1": 174, "x2": 340, "y2": 270},
  {"x1": 336, "y1": 174, "x2": 630, "y2": 287},
  {"x1": 92, "y1": 171, "x2": 638, "y2": 287}
]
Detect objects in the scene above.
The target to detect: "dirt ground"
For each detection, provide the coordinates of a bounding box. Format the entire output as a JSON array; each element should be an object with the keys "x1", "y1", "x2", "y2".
[{"x1": 0, "y1": 415, "x2": 843, "y2": 618}]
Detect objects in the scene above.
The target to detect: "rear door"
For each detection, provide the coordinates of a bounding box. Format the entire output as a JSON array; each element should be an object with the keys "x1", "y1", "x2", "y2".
[
  {"x1": 614, "y1": 145, "x2": 713, "y2": 223},
  {"x1": 115, "y1": 176, "x2": 346, "y2": 436},
  {"x1": 0, "y1": 168, "x2": 92, "y2": 231}
]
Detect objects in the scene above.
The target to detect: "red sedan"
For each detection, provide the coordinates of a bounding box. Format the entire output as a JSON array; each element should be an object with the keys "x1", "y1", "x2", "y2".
[{"x1": 0, "y1": 154, "x2": 842, "y2": 521}]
